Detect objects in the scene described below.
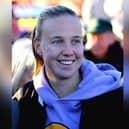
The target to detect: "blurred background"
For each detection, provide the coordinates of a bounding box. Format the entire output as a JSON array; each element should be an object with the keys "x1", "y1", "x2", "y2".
[
  {"x1": 0, "y1": 1, "x2": 11, "y2": 128},
  {"x1": 0, "y1": 0, "x2": 128, "y2": 128},
  {"x1": 12, "y1": 0, "x2": 84, "y2": 42},
  {"x1": 12, "y1": 0, "x2": 124, "y2": 42}
]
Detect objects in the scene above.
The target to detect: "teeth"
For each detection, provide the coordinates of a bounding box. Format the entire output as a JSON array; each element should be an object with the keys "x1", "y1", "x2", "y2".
[{"x1": 60, "y1": 61, "x2": 73, "y2": 65}]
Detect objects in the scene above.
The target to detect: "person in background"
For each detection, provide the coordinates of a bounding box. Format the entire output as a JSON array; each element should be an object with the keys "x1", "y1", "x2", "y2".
[
  {"x1": 81, "y1": 0, "x2": 123, "y2": 41},
  {"x1": 12, "y1": 37, "x2": 35, "y2": 96},
  {"x1": 12, "y1": 5, "x2": 124, "y2": 129},
  {"x1": 84, "y1": 18, "x2": 123, "y2": 74}
]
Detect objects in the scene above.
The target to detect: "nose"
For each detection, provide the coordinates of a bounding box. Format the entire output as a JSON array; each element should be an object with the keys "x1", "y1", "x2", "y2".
[{"x1": 61, "y1": 43, "x2": 74, "y2": 56}]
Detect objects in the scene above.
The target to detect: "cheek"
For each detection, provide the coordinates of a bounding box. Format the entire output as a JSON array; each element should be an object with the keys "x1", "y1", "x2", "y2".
[
  {"x1": 101, "y1": 40, "x2": 109, "y2": 48},
  {"x1": 91, "y1": 41, "x2": 98, "y2": 47},
  {"x1": 42, "y1": 47, "x2": 58, "y2": 61},
  {"x1": 76, "y1": 45, "x2": 84, "y2": 58}
]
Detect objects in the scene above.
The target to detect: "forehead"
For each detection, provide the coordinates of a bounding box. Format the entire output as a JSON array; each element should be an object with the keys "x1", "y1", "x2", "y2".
[
  {"x1": 44, "y1": 14, "x2": 80, "y2": 24},
  {"x1": 42, "y1": 15, "x2": 82, "y2": 37}
]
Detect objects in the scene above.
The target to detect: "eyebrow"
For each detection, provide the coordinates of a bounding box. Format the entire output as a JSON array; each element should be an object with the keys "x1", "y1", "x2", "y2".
[
  {"x1": 51, "y1": 36, "x2": 63, "y2": 40},
  {"x1": 51, "y1": 36, "x2": 82, "y2": 39},
  {"x1": 72, "y1": 36, "x2": 83, "y2": 39}
]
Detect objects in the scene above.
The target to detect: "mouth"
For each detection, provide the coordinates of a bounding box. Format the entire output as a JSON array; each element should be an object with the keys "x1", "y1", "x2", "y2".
[{"x1": 58, "y1": 60, "x2": 75, "y2": 65}]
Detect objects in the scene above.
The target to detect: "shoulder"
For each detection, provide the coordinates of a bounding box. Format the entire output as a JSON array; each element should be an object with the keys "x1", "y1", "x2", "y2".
[
  {"x1": 81, "y1": 87, "x2": 123, "y2": 121},
  {"x1": 83, "y1": 87, "x2": 123, "y2": 106},
  {"x1": 81, "y1": 87, "x2": 124, "y2": 128}
]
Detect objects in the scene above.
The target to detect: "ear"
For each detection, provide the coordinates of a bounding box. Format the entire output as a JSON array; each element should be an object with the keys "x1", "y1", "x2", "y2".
[{"x1": 33, "y1": 41, "x2": 42, "y2": 56}]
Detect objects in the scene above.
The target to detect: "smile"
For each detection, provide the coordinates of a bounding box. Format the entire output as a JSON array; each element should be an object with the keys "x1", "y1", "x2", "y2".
[{"x1": 58, "y1": 60, "x2": 74, "y2": 65}]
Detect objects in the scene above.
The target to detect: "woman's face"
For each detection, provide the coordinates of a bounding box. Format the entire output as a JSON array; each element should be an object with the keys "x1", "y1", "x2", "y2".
[{"x1": 35, "y1": 15, "x2": 84, "y2": 80}]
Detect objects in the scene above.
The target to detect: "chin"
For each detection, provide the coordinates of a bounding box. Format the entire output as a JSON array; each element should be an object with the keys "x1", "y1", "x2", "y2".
[{"x1": 57, "y1": 73, "x2": 74, "y2": 79}]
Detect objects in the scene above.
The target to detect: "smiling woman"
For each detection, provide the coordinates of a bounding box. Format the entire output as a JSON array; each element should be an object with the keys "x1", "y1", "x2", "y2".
[
  {"x1": 12, "y1": 5, "x2": 124, "y2": 129},
  {"x1": 32, "y1": 6, "x2": 84, "y2": 80}
]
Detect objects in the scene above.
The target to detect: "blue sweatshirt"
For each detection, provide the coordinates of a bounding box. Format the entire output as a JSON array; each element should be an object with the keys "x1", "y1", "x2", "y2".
[{"x1": 33, "y1": 59, "x2": 121, "y2": 129}]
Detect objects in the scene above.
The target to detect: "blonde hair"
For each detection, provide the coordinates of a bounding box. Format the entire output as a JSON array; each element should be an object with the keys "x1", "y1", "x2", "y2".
[{"x1": 12, "y1": 38, "x2": 35, "y2": 94}]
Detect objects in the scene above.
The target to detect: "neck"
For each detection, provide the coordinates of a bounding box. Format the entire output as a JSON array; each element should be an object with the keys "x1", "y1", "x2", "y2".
[{"x1": 48, "y1": 71, "x2": 82, "y2": 98}]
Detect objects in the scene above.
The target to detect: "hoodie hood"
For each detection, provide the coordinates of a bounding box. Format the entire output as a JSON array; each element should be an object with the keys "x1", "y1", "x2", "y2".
[
  {"x1": 33, "y1": 59, "x2": 121, "y2": 101},
  {"x1": 62, "y1": 59, "x2": 121, "y2": 100}
]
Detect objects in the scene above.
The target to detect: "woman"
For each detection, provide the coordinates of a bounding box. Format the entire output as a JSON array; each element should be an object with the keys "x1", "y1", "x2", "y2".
[{"x1": 12, "y1": 5, "x2": 123, "y2": 129}]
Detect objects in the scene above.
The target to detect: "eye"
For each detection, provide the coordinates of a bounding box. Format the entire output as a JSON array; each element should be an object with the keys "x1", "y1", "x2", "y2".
[
  {"x1": 51, "y1": 39, "x2": 63, "y2": 44},
  {"x1": 72, "y1": 39, "x2": 81, "y2": 45}
]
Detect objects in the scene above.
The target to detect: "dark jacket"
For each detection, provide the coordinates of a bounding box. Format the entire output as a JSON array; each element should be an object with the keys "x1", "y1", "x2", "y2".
[{"x1": 12, "y1": 81, "x2": 124, "y2": 129}]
